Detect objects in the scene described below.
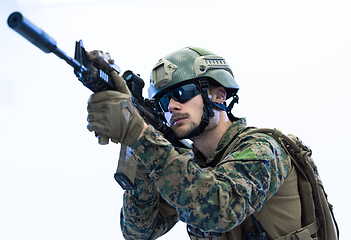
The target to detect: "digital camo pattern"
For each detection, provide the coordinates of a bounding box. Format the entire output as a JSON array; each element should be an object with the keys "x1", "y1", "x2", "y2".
[{"x1": 120, "y1": 118, "x2": 291, "y2": 239}]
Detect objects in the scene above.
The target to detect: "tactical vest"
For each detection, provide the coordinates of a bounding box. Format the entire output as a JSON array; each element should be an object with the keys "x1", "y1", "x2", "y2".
[
  {"x1": 187, "y1": 128, "x2": 337, "y2": 240},
  {"x1": 187, "y1": 163, "x2": 314, "y2": 240}
]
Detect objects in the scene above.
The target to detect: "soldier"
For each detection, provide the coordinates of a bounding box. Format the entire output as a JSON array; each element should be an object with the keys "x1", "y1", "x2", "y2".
[{"x1": 87, "y1": 47, "x2": 305, "y2": 239}]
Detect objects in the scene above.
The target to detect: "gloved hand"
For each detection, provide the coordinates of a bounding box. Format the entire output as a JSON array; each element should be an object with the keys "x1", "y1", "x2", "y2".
[{"x1": 87, "y1": 71, "x2": 145, "y2": 146}]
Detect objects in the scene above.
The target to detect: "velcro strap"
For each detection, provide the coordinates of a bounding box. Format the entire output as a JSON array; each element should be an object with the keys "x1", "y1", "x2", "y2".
[{"x1": 274, "y1": 220, "x2": 319, "y2": 240}]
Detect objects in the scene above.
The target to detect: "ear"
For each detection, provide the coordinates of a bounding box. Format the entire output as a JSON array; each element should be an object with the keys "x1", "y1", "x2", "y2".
[{"x1": 209, "y1": 86, "x2": 226, "y2": 104}]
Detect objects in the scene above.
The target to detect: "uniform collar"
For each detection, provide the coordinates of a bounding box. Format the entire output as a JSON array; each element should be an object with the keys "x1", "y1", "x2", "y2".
[
  {"x1": 193, "y1": 118, "x2": 247, "y2": 167},
  {"x1": 207, "y1": 118, "x2": 247, "y2": 164}
]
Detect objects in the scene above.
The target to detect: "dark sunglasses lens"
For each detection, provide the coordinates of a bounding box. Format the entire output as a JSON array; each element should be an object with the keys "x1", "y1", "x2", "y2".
[{"x1": 159, "y1": 84, "x2": 199, "y2": 111}]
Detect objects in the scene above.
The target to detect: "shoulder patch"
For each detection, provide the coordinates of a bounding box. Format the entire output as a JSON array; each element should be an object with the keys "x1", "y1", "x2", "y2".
[{"x1": 233, "y1": 147, "x2": 257, "y2": 160}]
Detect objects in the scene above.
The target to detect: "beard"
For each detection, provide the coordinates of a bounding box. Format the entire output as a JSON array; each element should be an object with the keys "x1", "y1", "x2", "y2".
[
  {"x1": 169, "y1": 112, "x2": 218, "y2": 140},
  {"x1": 169, "y1": 112, "x2": 199, "y2": 139}
]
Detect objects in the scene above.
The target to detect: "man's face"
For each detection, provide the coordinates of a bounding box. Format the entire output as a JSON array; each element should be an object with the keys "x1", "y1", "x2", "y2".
[
  {"x1": 163, "y1": 84, "x2": 226, "y2": 139},
  {"x1": 165, "y1": 93, "x2": 204, "y2": 139}
]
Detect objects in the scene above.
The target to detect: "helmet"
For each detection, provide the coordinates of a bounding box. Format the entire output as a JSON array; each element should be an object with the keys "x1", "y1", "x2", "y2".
[
  {"x1": 149, "y1": 46, "x2": 239, "y2": 102},
  {"x1": 148, "y1": 47, "x2": 240, "y2": 139}
]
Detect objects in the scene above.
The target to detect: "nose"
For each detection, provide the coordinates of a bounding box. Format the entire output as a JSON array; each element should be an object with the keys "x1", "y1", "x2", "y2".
[{"x1": 168, "y1": 97, "x2": 181, "y2": 113}]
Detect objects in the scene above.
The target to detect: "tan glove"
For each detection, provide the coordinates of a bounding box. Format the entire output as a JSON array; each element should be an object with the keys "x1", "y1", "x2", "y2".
[{"x1": 87, "y1": 71, "x2": 145, "y2": 146}]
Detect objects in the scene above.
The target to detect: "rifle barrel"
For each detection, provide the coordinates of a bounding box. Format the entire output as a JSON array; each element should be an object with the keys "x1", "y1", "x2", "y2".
[{"x1": 7, "y1": 12, "x2": 86, "y2": 72}]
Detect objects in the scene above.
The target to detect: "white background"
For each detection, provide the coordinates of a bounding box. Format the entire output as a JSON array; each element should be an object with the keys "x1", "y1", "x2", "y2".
[{"x1": 1, "y1": 0, "x2": 349, "y2": 239}]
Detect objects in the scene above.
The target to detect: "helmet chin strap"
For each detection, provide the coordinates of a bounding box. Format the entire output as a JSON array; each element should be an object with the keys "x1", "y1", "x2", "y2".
[
  {"x1": 181, "y1": 79, "x2": 214, "y2": 139},
  {"x1": 178, "y1": 79, "x2": 239, "y2": 140}
]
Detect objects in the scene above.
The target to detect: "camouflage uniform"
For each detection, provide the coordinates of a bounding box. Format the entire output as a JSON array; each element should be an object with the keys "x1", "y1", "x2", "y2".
[{"x1": 120, "y1": 118, "x2": 292, "y2": 239}]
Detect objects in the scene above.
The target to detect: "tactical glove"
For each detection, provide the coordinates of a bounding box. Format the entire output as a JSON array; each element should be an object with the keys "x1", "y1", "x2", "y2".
[{"x1": 87, "y1": 71, "x2": 145, "y2": 146}]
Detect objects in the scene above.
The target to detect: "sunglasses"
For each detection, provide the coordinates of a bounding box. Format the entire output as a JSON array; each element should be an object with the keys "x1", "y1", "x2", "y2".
[{"x1": 158, "y1": 83, "x2": 201, "y2": 112}]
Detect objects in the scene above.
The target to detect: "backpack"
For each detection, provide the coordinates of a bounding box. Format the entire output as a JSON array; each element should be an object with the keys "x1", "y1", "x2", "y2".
[{"x1": 230, "y1": 128, "x2": 339, "y2": 240}]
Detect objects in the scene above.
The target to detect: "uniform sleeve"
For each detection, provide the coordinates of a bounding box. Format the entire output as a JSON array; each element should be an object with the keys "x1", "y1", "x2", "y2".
[
  {"x1": 130, "y1": 126, "x2": 291, "y2": 233},
  {"x1": 120, "y1": 163, "x2": 179, "y2": 240}
]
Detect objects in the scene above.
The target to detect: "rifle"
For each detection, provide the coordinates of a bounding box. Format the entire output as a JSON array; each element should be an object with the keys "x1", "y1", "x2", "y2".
[{"x1": 7, "y1": 12, "x2": 189, "y2": 190}]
